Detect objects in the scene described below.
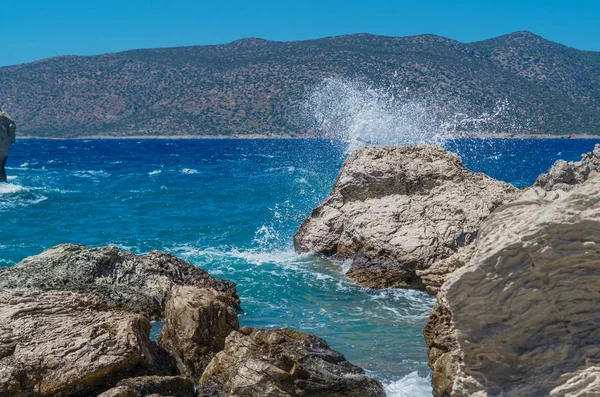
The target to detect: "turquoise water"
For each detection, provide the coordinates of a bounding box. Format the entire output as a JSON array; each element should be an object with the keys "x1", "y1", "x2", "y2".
[{"x1": 2, "y1": 138, "x2": 599, "y2": 396}]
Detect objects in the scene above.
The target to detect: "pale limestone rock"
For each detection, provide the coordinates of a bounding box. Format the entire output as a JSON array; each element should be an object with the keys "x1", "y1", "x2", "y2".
[
  {"x1": 0, "y1": 110, "x2": 16, "y2": 183},
  {"x1": 198, "y1": 327, "x2": 385, "y2": 397},
  {"x1": 295, "y1": 145, "x2": 518, "y2": 290},
  {"x1": 98, "y1": 376, "x2": 195, "y2": 397},
  {"x1": 0, "y1": 289, "x2": 173, "y2": 396},
  {"x1": 416, "y1": 244, "x2": 475, "y2": 296},
  {"x1": 158, "y1": 285, "x2": 239, "y2": 379},
  {"x1": 425, "y1": 176, "x2": 600, "y2": 396},
  {"x1": 535, "y1": 143, "x2": 600, "y2": 191}
]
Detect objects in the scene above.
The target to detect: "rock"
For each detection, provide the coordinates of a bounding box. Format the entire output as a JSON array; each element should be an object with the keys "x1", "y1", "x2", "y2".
[
  {"x1": 416, "y1": 244, "x2": 475, "y2": 296},
  {"x1": 158, "y1": 285, "x2": 240, "y2": 379},
  {"x1": 535, "y1": 143, "x2": 600, "y2": 191},
  {"x1": 98, "y1": 376, "x2": 195, "y2": 397},
  {"x1": 198, "y1": 327, "x2": 385, "y2": 397},
  {"x1": 295, "y1": 145, "x2": 518, "y2": 290},
  {"x1": 425, "y1": 176, "x2": 600, "y2": 396},
  {"x1": 0, "y1": 288, "x2": 174, "y2": 396},
  {"x1": 97, "y1": 386, "x2": 139, "y2": 397},
  {"x1": 0, "y1": 110, "x2": 17, "y2": 183},
  {"x1": 0, "y1": 244, "x2": 239, "y2": 318}
]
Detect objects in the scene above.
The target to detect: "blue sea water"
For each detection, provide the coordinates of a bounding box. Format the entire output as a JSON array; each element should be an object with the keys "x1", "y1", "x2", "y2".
[{"x1": 1, "y1": 137, "x2": 599, "y2": 396}]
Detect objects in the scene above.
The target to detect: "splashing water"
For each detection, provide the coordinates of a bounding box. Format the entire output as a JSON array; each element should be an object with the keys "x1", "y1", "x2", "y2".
[{"x1": 303, "y1": 77, "x2": 525, "y2": 153}]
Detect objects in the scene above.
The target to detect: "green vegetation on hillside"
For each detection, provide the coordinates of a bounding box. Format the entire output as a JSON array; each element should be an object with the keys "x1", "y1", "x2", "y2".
[{"x1": 2, "y1": 31, "x2": 600, "y2": 137}]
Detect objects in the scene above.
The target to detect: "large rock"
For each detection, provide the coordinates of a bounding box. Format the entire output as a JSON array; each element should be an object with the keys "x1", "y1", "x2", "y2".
[
  {"x1": 295, "y1": 145, "x2": 518, "y2": 289},
  {"x1": 425, "y1": 176, "x2": 600, "y2": 396},
  {"x1": 97, "y1": 376, "x2": 195, "y2": 397},
  {"x1": 0, "y1": 288, "x2": 174, "y2": 396},
  {"x1": 0, "y1": 110, "x2": 17, "y2": 183},
  {"x1": 159, "y1": 285, "x2": 240, "y2": 379},
  {"x1": 198, "y1": 326, "x2": 385, "y2": 397},
  {"x1": 0, "y1": 244, "x2": 239, "y2": 318},
  {"x1": 535, "y1": 143, "x2": 600, "y2": 191}
]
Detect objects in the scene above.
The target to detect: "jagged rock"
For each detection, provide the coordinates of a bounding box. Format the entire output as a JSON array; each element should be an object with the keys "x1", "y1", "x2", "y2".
[
  {"x1": 0, "y1": 288, "x2": 175, "y2": 396},
  {"x1": 416, "y1": 244, "x2": 475, "y2": 296},
  {"x1": 198, "y1": 326, "x2": 385, "y2": 397},
  {"x1": 0, "y1": 110, "x2": 17, "y2": 183},
  {"x1": 295, "y1": 145, "x2": 518, "y2": 289},
  {"x1": 158, "y1": 285, "x2": 240, "y2": 379},
  {"x1": 535, "y1": 143, "x2": 600, "y2": 191},
  {"x1": 98, "y1": 376, "x2": 195, "y2": 397},
  {"x1": 0, "y1": 244, "x2": 239, "y2": 318},
  {"x1": 425, "y1": 176, "x2": 600, "y2": 396}
]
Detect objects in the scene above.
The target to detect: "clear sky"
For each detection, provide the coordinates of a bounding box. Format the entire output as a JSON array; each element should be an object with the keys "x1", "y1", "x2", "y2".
[{"x1": 2, "y1": 0, "x2": 599, "y2": 67}]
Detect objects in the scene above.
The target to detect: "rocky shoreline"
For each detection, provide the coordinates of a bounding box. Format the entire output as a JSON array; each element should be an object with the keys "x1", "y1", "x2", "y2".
[
  {"x1": 4, "y1": 137, "x2": 600, "y2": 396},
  {"x1": 0, "y1": 245, "x2": 384, "y2": 396},
  {"x1": 296, "y1": 143, "x2": 600, "y2": 396}
]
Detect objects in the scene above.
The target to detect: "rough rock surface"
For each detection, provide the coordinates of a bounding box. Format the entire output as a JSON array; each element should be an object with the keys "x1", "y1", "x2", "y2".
[
  {"x1": 416, "y1": 244, "x2": 475, "y2": 296},
  {"x1": 0, "y1": 288, "x2": 174, "y2": 396},
  {"x1": 0, "y1": 110, "x2": 17, "y2": 183},
  {"x1": 97, "y1": 376, "x2": 195, "y2": 397},
  {"x1": 0, "y1": 244, "x2": 239, "y2": 318},
  {"x1": 159, "y1": 285, "x2": 240, "y2": 379},
  {"x1": 294, "y1": 145, "x2": 518, "y2": 289},
  {"x1": 198, "y1": 327, "x2": 385, "y2": 397},
  {"x1": 425, "y1": 176, "x2": 600, "y2": 396},
  {"x1": 535, "y1": 143, "x2": 600, "y2": 191}
]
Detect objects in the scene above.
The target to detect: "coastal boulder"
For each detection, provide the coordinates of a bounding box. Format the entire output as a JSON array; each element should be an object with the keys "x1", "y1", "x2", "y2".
[
  {"x1": 0, "y1": 244, "x2": 240, "y2": 318},
  {"x1": 535, "y1": 143, "x2": 600, "y2": 191},
  {"x1": 159, "y1": 285, "x2": 240, "y2": 379},
  {"x1": 0, "y1": 110, "x2": 16, "y2": 183},
  {"x1": 425, "y1": 176, "x2": 600, "y2": 396},
  {"x1": 294, "y1": 145, "x2": 518, "y2": 290},
  {"x1": 198, "y1": 326, "x2": 385, "y2": 397},
  {"x1": 97, "y1": 376, "x2": 195, "y2": 397},
  {"x1": 0, "y1": 288, "x2": 174, "y2": 396}
]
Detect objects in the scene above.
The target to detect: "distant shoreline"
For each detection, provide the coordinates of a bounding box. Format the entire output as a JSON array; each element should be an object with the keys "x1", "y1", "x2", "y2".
[{"x1": 16, "y1": 133, "x2": 600, "y2": 140}]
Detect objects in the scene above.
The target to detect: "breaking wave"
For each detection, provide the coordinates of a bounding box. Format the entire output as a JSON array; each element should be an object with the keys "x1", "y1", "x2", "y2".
[{"x1": 303, "y1": 77, "x2": 525, "y2": 153}]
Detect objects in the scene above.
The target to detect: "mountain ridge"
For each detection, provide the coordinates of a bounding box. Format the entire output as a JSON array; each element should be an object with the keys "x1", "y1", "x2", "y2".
[{"x1": 2, "y1": 31, "x2": 600, "y2": 137}]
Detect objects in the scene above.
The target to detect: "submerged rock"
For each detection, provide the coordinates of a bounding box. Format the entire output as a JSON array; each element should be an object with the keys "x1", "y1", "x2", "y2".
[
  {"x1": 198, "y1": 326, "x2": 385, "y2": 397},
  {"x1": 159, "y1": 285, "x2": 240, "y2": 379},
  {"x1": 97, "y1": 376, "x2": 195, "y2": 397},
  {"x1": 0, "y1": 288, "x2": 175, "y2": 396},
  {"x1": 0, "y1": 110, "x2": 17, "y2": 183},
  {"x1": 535, "y1": 143, "x2": 600, "y2": 191},
  {"x1": 295, "y1": 145, "x2": 518, "y2": 290},
  {"x1": 425, "y1": 176, "x2": 600, "y2": 396},
  {"x1": 0, "y1": 244, "x2": 239, "y2": 318}
]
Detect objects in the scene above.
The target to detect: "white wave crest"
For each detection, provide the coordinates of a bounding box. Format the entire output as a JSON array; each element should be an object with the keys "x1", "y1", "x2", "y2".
[
  {"x1": 181, "y1": 168, "x2": 199, "y2": 174},
  {"x1": 384, "y1": 371, "x2": 432, "y2": 397},
  {"x1": 0, "y1": 183, "x2": 27, "y2": 195},
  {"x1": 148, "y1": 170, "x2": 162, "y2": 176}
]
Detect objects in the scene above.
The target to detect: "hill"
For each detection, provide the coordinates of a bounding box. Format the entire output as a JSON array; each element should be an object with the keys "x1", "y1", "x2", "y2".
[{"x1": 2, "y1": 31, "x2": 600, "y2": 137}]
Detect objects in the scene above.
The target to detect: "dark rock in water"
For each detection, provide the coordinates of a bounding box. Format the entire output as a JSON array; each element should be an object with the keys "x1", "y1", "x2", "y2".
[
  {"x1": 535, "y1": 143, "x2": 600, "y2": 191},
  {"x1": 0, "y1": 110, "x2": 16, "y2": 183},
  {"x1": 0, "y1": 288, "x2": 176, "y2": 396},
  {"x1": 198, "y1": 326, "x2": 386, "y2": 397},
  {"x1": 98, "y1": 376, "x2": 195, "y2": 397},
  {"x1": 0, "y1": 244, "x2": 240, "y2": 318},
  {"x1": 158, "y1": 285, "x2": 240, "y2": 380},
  {"x1": 425, "y1": 176, "x2": 600, "y2": 396},
  {"x1": 294, "y1": 145, "x2": 518, "y2": 292}
]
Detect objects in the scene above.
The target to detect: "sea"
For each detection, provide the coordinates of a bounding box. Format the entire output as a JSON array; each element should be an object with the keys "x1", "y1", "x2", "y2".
[{"x1": 1, "y1": 137, "x2": 599, "y2": 396}]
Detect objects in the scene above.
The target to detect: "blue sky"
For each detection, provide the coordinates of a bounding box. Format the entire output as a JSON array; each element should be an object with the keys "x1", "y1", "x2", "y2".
[{"x1": 2, "y1": 0, "x2": 599, "y2": 67}]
